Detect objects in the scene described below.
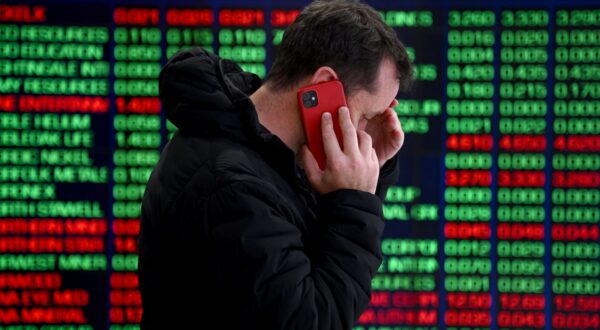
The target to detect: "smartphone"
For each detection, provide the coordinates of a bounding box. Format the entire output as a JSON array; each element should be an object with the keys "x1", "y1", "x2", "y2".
[{"x1": 297, "y1": 80, "x2": 347, "y2": 170}]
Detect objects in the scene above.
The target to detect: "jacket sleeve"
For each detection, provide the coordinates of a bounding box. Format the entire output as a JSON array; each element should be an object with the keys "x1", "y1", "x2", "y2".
[{"x1": 206, "y1": 179, "x2": 385, "y2": 329}]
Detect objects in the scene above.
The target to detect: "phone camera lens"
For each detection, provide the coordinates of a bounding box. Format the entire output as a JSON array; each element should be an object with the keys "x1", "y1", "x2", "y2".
[{"x1": 302, "y1": 91, "x2": 318, "y2": 108}]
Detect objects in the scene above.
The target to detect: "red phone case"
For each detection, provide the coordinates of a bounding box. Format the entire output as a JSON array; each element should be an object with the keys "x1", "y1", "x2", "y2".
[{"x1": 297, "y1": 80, "x2": 347, "y2": 170}]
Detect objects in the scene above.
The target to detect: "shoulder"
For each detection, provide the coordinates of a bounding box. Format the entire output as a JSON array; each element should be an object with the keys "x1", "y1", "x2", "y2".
[
  {"x1": 145, "y1": 131, "x2": 295, "y2": 213},
  {"x1": 168, "y1": 133, "x2": 284, "y2": 196},
  {"x1": 209, "y1": 137, "x2": 276, "y2": 187}
]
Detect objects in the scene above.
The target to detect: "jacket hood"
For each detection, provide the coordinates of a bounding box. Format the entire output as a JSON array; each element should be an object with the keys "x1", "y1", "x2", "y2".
[{"x1": 159, "y1": 47, "x2": 263, "y2": 141}]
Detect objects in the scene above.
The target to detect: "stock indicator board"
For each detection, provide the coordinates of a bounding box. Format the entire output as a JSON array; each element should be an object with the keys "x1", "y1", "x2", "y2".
[{"x1": 0, "y1": 1, "x2": 599, "y2": 329}]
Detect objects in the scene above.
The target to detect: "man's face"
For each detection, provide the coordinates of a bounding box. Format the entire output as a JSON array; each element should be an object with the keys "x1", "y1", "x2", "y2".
[{"x1": 346, "y1": 57, "x2": 400, "y2": 129}]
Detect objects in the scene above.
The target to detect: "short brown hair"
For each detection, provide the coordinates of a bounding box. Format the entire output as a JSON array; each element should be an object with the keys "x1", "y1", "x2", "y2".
[{"x1": 266, "y1": 0, "x2": 413, "y2": 95}]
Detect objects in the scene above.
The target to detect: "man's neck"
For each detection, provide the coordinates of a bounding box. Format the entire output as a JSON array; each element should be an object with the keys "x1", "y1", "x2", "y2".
[{"x1": 249, "y1": 84, "x2": 304, "y2": 153}]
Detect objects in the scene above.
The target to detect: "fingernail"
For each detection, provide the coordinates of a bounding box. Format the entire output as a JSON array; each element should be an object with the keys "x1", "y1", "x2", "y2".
[
  {"x1": 323, "y1": 112, "x2": 332, "y2": 120},
  {"x1": 339, "y1": 107, "x2": 348, "y2": 114}
]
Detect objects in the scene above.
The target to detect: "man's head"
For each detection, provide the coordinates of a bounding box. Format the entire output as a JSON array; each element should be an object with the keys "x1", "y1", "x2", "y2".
[{"x1": 266, "y1": 0, "x2": 413, "y2": 98}]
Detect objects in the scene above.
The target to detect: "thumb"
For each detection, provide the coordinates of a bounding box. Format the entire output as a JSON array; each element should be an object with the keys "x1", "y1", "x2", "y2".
[
  {"x1": 358, "y1": 117, "x2": 368, "y2": 131},
  {"x1": 299, "y1": 145, "x2": 322, "y2": 186}
]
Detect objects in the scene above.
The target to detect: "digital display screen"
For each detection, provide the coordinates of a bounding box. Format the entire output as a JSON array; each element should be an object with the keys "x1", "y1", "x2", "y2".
[{"x1": 0, "y1": 1, "x2": 598, "y2": 329}]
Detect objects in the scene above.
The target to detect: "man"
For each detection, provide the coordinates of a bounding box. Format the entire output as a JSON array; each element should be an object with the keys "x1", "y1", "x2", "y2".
[{"x1": 138, "y1": 0, "x2": 413, "y2": 328}]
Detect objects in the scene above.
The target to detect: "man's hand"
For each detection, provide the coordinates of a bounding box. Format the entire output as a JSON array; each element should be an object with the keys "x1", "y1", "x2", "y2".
[
  {"x1": 301, "y1": 107, "x2": 380, "y2": 195},
  {"x1": 359, "y1": 100, "x2": 405, "y2": 168}
]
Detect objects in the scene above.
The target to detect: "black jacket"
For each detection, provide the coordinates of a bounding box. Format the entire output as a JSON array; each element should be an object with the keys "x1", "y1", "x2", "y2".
[{"x1": 138, "y1": 48, "x2": 400, "y2": 329}]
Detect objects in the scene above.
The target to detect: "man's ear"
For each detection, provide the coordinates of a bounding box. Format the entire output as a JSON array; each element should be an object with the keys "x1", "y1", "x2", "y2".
[{"x1": 309, "y1": 66, "x2": 338, "y2": 84}]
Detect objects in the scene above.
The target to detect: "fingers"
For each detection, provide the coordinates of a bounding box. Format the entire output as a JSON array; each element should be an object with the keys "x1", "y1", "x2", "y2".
[
  {"x1": 396, "y1": 118, "x2": 405, "y2": 149},
  {"x1": 384, "y1": 107, "x2": 400, "y2": 129},
  {"x1": 305, "y1": 107, "x2": 380, "y2": 195},
  {"x1": 321, "y1": 112, "x2": 342, "y2": 158},
  {"x1": 359, "y1": 130, "x2": 378, "y2": 170},
  {"x1": 338, "y1": 107, "x2": 359, "y2": 155},
  {"x1": 357, "y1": 130, "x2": 373, "y2": 156},
  {"x1": 370, "y1": 144, "x2": 379, "y2": 164},
  {"x1": 383, "y1": 107, "x2": 402, "y2": 142}
]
